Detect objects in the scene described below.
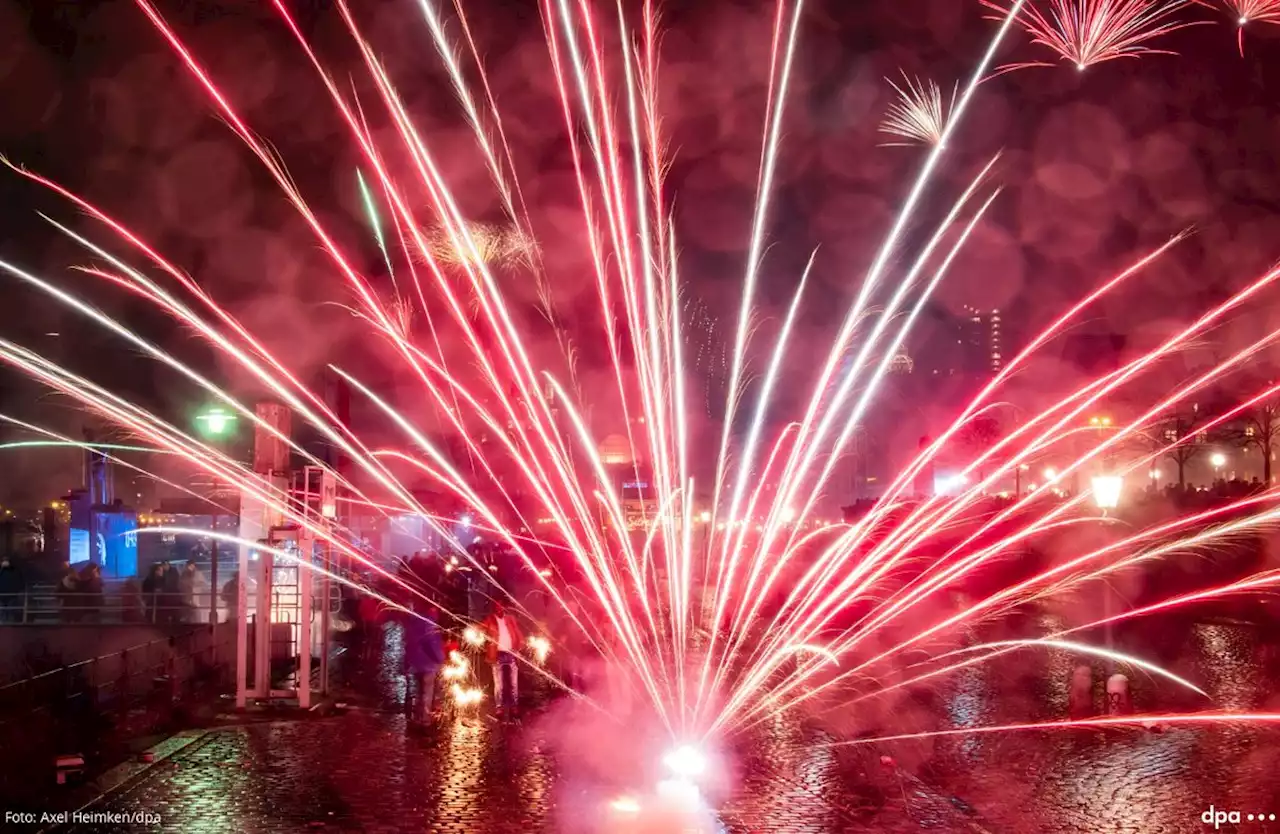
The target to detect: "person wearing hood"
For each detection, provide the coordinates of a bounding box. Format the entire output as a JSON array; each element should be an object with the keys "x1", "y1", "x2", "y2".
[{"x1": 402, "y1": 601, "x2": 445, "y2": 726}]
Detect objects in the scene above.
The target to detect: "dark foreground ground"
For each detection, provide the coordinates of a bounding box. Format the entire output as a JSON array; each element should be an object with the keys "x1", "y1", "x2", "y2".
[{"x1": 20, "y1": 613, "x2": 1280, "y2": 833}]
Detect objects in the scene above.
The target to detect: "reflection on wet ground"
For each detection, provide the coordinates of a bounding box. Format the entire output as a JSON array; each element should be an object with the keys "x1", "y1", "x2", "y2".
[
  {"x1": 59, "y1": 614, "x2": 1280, "y2": 832},
  {"x1": 917, "y1": 618, "x2": 1280, "y2": 832}
]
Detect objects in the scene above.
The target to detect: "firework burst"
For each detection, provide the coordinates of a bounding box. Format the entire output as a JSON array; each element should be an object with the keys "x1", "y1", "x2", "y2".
[
  {"x1": 422, "y1": 221, "x2": 536, "y2": 269},
  {"x1": 0, "y1": 0, "x2": 1278, "y2": 757},
  {"x1": 983, "y1": 0, "x2": 1201, "y2": 72},
  {"x1": 878, "y1": 73, "x2": 957, "y2": 147},
  {"x1": 1193, "y1": 0, "x2": 1280, "y2": 52}
]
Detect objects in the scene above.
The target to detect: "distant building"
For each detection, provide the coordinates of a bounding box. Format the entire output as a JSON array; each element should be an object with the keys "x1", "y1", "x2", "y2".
[
  {"x1": 599, "y1": 433, "x2": 632, "y2": 466},
  {"x1": 962, "y1": 305, "x2": 1003, "y2": 374},
  {"x1": 833, "y1": 301, "x2": 1005, "y2": 504}
]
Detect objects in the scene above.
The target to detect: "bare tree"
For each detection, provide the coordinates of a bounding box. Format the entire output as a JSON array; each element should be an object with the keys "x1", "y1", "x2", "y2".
[
  {"x1": 1228, "y1": 384, "x2": 1280, "y2": 485},
  {"x1": 1150, "y1": 407, "x2": 1209, "y2": 489},
  {"x1": 959, "y1": 414, "x2": 1001, "y2": 483}
]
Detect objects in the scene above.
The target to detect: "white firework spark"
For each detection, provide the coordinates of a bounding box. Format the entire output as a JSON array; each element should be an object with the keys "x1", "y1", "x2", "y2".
[
  {"x1": 879, "y1": 73, "x2": 957, "y2": 148},
  {"x1": 1192, "y1": 0, "x2": 1280, "y2": 53}
]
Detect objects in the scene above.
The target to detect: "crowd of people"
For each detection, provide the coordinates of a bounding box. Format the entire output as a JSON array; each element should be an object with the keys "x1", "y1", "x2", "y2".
[
  {"x1": 0, "y1": 557, "x2": 220, "y2": 624},
  {"x1": 129, "y1": 560, "x2": 210, "y2": 623},
  {"x1": 352, "y1": 549, "x2": 635, "y2": 730}
]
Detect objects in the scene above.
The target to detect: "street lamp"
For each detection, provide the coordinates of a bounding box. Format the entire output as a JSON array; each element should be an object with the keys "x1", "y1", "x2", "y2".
[
  {"x1": 1210, "y1": 452, "x2": 1227, "y2": 471},
  {"x1": 194, "y1": 405, "x2": 238, "y2": 626},
  {"x1": 1091, "y1": 473, "x2": 1122, "y2": 658},
  {"x1": 1091, "y1": 474, "x2": 1122, "y2": 512},
  {"x1": 195, "y1": 406, "x2": 237, "y2": 438}
]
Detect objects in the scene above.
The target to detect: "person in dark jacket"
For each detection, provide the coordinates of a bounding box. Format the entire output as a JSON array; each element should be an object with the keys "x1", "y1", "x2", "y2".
[
  {"x1": 141, "y1": 564, "x2": 164, "y2": 623},
  {"x1": 120, "y1": 576, "x2": 143, "y2": 623},
  {"x1": 58, "y1": 562, "x2": 80, "y2": 622},
  {"x1": 402, "y1": 602, "x2": 445, "y2": 726},
  {"x1": 358, "y1": 593, "x2": 385, "y2": 664},
  {"x1": 222, "y1": 572, "x2": 241, "y2": 623},
  {"x1": 161, "y1": 561, "x2": 181, "y2": 623},
  {"x1": 79, "y1": 564, "x2": 104, "y2": 622}
]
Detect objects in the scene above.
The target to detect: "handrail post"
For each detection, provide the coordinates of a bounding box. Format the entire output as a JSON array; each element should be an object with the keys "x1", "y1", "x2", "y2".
[{"x1": 118, "y1": 647, "x2": 129, "y2": 719}]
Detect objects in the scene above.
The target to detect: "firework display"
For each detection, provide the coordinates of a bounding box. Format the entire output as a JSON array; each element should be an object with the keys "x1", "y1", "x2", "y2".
[
  {"x1": 3, "y1": 0, "x2": 1280, "y2": 774},
  {"x1": 1194, "y1": 0, "x2": 1280, "y2": 51},
  {"x1": 982, "y1": 0, "x2": 1201, "y2": 71},
  {"x1": 879, "y1": 73, "x2": 956, "y2": 147}
]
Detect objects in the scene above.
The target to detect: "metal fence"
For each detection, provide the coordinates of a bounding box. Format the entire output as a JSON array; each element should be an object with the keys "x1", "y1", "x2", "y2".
[
  {"x1": 0, "y1": 625, "x2": 232, "y2": 725},
  {"x1": 0, "y1": 585, "x2": 227, "y2": 626},
  {"x1": 0, "y1": 623, "x2": 235, "y2": 800},
  {"x1": 0, "y1": 579, "x2": 345, "y2": 627}
]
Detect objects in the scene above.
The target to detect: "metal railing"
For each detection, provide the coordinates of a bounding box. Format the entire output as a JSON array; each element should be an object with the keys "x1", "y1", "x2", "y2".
[
  {"x1": 0, "y1": 579, "x2": 345, "y2": 626},
  {"x1": 0, "y1": 626, "x2": 230, "y2": 722},
  {"x1": 0, "y1": 624, "x2": 233, "y2": 779},
  {"x1": 0, "y1": 586, "x2": 228, "y2": 626},
  {"x1": 0, "y1": 624, "x2": 235, "y2": 799}
]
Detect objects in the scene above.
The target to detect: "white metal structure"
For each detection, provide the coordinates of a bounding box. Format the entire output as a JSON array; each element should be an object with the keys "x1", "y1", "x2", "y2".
[{"x1": 234, "y1": 404, "x2": 332, "y2": 709}]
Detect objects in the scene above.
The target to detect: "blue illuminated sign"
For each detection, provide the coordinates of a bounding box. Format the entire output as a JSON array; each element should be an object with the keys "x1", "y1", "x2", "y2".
[
  {"x1": 93, "y1": 511, "x2": 139, "y2": 577},
  {"x1": 69, "y1": 528, "x2": 90, "y2": 565}
]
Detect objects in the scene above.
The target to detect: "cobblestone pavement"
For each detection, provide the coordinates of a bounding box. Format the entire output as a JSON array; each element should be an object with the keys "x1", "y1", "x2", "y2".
[
  {"x1": 51, "y1": 617, "x2": 1280, "y2": 833},
  {"x1": 896, "y1": 617, "x2": 1280, "y2": 833},
  {"x1": 56, "y1": 708, "x2": 989, "y2": 833}
]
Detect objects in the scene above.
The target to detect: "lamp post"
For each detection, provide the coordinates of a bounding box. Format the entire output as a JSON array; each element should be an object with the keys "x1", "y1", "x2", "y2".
[
  {"x1": 1078, "y1": 416, "x2": 1113, "y2": 496},
  {"x1": 1210, "y1": 451, "x2": 1226, "y2": 482},
  {"x1": 1091, "y1": 474, "x2": 1122, "y2": 514},
  {"x1": 194, "y1": 406, "x2": 238, "y2": 629},
  {"x1": 195, "y1": 406, "x2": 238, "y2": 439},
  {"x1": 1091, "y1": 474, "x2": 1122, "y2": 662}
]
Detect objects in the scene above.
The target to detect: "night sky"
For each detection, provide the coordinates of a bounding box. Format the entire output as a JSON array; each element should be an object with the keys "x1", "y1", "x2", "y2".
[{"x1": 2, "y1": 0, "x2": 1280, "y2": 506}]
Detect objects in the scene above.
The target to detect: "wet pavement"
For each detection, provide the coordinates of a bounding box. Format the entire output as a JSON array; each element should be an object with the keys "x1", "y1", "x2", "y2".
[
  {"x1": 910, "y1": 618, "x2": 1280, "y2": 833},
  {"x1": 41, "y1": 616, "x2": 1280, "y2": 833},
  {"x1": 53, "y1": 707, "x2": 981, "y2": 833}
]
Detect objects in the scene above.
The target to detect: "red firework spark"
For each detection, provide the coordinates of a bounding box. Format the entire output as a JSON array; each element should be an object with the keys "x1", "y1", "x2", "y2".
[
  {"x1": 982, "y1": 0, "x2": 1202, "y2": 72},
  {"x1": 0, "y1": 0, "x2": 1277, "y2": 749},
  {"x1": 1192, "y1": 0, "x2": 1280, "y2": 52}
]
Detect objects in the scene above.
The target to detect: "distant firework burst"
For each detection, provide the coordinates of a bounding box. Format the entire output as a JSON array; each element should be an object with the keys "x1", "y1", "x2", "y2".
[
  {"x1": 2, "y1": 0, "x2": 1280, "y2": 758},
  {"x1": 1196, "y1": 0, "x2": 1280, "y2": 23},
  {"x1": 1193, "y1": 0, "x2": 1280, "y2": 52},
  {"x1": 423, "y1": 221, "x2": 536, "y2": 269},
  {"x1": 879, "y1": 73, "x2": 956, "y2": 147},
  {"x1": 982, "y1": 0, "x2": 1201, "y2": 72}
]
